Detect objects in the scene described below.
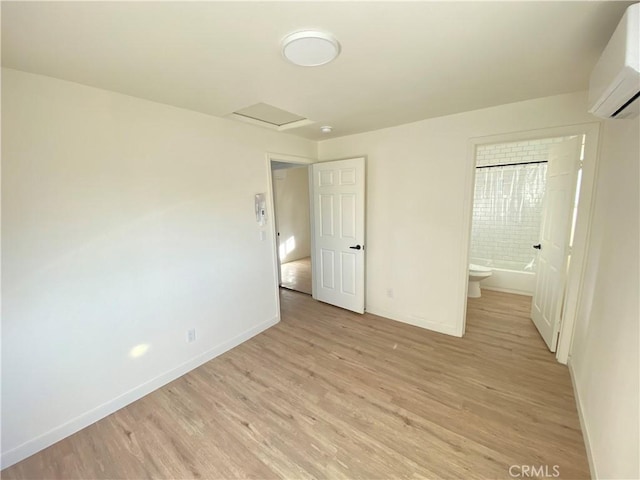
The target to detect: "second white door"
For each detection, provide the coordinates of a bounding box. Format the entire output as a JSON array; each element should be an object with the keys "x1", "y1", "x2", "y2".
[
  {"x1": 311, "y1": 158, "x2": 365, "y2": 314},
  {"x1": 531, "y1": 136, "x2": 581, "y2": 351}
]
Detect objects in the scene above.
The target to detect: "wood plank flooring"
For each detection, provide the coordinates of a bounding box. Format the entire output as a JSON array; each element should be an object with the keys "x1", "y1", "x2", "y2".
[
  {"x1": 280, "y1": 257, "x2": 312, "y2": 295},
  {"x1": 2, "y1": 290, "x2": 590, "y2": 479}
]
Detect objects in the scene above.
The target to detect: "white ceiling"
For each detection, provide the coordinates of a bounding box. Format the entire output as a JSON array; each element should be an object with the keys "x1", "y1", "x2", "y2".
[{"x1": 1, "y1": 1, "x2": 633, "y2": 140}]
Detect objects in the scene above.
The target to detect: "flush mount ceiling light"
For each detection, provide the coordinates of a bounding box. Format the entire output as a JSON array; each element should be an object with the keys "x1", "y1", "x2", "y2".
[
  {"x1": 320, "y1": 125, "x2": 333, "y2": 133},
  {"x1": 282, "y1": 30, "x2": 341, "y2": 67}
]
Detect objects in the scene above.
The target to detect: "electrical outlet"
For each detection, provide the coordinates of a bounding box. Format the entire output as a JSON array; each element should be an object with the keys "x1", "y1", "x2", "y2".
[
  {"x1": 387, "y1": 288, "x2": 394, "y2": 299},
  {"x1": 187, "y1": 328, "x2": 196, "y2": 343}
]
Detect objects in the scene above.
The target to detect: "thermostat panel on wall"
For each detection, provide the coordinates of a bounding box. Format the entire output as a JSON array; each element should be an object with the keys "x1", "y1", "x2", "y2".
[{"x1": 255, "y1": 193, "x2": 267, "y2": 225}]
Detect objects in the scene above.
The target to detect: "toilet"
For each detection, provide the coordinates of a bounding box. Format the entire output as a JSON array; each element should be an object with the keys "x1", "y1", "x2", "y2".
[{"x1": 468, "y1": 264, "x2": 492, "y2": 298}]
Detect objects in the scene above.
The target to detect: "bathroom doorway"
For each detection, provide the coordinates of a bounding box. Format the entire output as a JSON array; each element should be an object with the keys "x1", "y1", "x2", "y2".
[
  {"x1": 270, "y1": 160, "x2": 313, "y2": 295},
  {"x1": 469, "y1": 135, "x2": 581, "y2": 297},
  {"x1": 463, "y1": 124, "x2": 600, "y2": 363}
]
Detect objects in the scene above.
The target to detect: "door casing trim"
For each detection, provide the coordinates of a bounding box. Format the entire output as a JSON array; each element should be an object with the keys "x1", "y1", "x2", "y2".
[
  {"x1": 265, "y1": 153, "x2": 316, "y2": 318},
  {"x1": 461, "y1": 122, "x2": 601, "y2": 364}
]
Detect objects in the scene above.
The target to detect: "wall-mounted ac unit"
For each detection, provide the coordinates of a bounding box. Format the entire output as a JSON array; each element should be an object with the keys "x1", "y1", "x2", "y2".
[{"x1": 588, "y1": 3, "x2": 639, "y2": 119}]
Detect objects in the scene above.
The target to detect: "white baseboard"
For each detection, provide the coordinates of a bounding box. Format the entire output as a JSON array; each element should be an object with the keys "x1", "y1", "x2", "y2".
[
  {"x1": 568, "y1": 360, "x2": 597, "y2": 479},
  {"x1": 1, "y1": 315, "x2": 280, "y2": 470},
  {"x1": 365, "y1": 305, "x2": 460, "y2": 337}
]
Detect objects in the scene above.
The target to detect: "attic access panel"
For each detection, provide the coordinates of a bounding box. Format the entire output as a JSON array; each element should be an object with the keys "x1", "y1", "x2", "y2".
[{"x1": 231, "y1": 103, "x2": 314, "y2": 131}]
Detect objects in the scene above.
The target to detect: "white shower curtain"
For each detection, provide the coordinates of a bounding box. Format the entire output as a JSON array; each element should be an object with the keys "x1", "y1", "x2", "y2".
[{"x1": 471, "y1": 163, "x2": 547, "y2": 271}]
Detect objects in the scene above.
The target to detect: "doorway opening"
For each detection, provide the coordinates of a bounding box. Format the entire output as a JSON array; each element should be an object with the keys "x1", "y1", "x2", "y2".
[
  {"x1": 469, "y1": 135, "x2": 580, "y2": 296},
  {"x1": 270, "y1": 160, "x2": 313, "y2": 295},
  {"x1": 463, "y1": 123, "x2": 600, "y2": 364},
  {"x1": 267, "y1": 154, "x2": 367, "y2": 316}
]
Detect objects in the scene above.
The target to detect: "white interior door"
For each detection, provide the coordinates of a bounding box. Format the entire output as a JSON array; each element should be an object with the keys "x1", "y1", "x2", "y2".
[
  {"x1": 531, "y1": 137, "x2": 581, "y2": 351},
  {"x1": 312, "y1": 158, "x2": 365, "y2": 313}
]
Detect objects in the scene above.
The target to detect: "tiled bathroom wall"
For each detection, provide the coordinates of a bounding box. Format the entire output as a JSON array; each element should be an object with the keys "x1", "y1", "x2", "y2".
[{"x1": 471, "y1": 137, "x2": 572, "y2": 271}]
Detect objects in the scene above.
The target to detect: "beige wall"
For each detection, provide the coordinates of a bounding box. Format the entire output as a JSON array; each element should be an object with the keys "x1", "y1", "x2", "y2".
[
  {"x1": 3, "y1": 65, "x2": 637, "y2": 477},
  {"x1": 273, "y1": 166, "x2": 311, "y2": 263},
  {"x1": 1, "y1": 68, "x2": 316, "y2": 467},
  {"x1": 318, "y1": 91, "x2": 597, "y2": 336},
  {"x1": 569, "y1": 116, "x2": 639, "y2": 480}
]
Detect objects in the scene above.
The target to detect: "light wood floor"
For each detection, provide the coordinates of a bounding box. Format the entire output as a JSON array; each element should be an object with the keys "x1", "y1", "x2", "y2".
[
  {"x1": 2, "y1": 290, "x2": 589, "y2": 479},
  {"x1": 280, "y1": 256, "x2": 312, "y2": 295}
]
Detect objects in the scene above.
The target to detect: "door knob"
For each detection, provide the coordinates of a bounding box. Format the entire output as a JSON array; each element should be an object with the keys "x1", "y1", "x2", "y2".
[
  {"x1": 533, "y1": 244, "x2": 542, "y2": 250},
  {"x1": 349, "y1": 245, "x2": 362, "y2": 250}
]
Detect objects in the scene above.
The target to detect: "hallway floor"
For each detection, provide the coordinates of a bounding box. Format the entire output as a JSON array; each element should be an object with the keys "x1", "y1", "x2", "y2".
[{"x1": 280, "y1": 256, "x2": 312, "y2": 295}]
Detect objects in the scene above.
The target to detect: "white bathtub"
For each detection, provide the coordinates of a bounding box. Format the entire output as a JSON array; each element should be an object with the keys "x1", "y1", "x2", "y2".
[{"x1": 470, "y1": 258, "x2": 536, "y2": 296}]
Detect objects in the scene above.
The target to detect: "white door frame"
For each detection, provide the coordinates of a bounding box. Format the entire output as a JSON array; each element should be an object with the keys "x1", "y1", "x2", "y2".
[
  {"x1": 461, "y1": 122, "x2": 601, "y2": 364},
  {"x1": 265, "y1": 153, "x2": 315, "y2": 317}
]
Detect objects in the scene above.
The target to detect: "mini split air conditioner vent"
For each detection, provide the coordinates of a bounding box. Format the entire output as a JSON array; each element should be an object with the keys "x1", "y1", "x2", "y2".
[{"x1": 588, "y1": 3, "x2": 640, "y2": 119}]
